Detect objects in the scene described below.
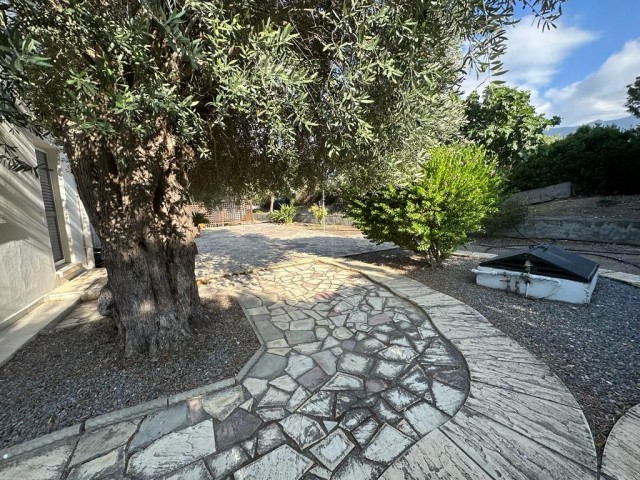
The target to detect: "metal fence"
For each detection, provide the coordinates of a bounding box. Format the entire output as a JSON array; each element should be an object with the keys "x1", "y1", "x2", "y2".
[{"x1": 189, "y1": 201, "x2": 254, "y2": 226}]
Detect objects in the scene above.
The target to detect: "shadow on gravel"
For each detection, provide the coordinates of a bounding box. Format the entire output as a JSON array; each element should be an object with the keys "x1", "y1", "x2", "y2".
[{"x1": 0, "y1": 293, "x2": 259, "y2": 450}]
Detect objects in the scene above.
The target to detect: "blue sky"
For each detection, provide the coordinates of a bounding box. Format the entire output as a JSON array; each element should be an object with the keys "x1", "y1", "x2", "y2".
[{"x1": 462, "y1": 0, "x2": 640, "y2": 126}]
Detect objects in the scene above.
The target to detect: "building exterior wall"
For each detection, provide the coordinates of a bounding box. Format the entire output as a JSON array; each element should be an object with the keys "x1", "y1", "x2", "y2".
[{"x1": 0, "y1": 124, "x2": 94, "y2": 327}]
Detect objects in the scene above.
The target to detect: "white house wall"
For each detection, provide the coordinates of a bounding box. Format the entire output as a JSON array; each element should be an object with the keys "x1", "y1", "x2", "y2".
[
  {"x1": 55, "y1": 152, "x2": 94, "y2": 268},
  {"x1": 0, "y1": 124, "x2": 93, "y2": 327}
]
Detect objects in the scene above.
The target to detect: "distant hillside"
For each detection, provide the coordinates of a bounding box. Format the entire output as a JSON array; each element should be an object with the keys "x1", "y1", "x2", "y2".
[{"x1": 546, "y1": 116, "x2": 640, "y2": 138}]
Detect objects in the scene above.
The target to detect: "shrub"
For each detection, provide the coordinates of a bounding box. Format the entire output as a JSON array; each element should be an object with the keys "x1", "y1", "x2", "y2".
[
  {"x1": 346, "y1": 145, "x2": 501, "y2": 266},
  {"x1": 310, "y1": 204, "x2": 328, "y2": 224},
  {"x1": 509, "y1": 125, "x2": 640, "y2": 195},
  {"x1": 192, "y1": 212, "x2": 208, "y2": 226},
  {"x1": 480, "y1": 198, "x2": 528, "y2": 235},
  {"x1": 269, "y1": 201, "x2": 297, "y2": 224}
]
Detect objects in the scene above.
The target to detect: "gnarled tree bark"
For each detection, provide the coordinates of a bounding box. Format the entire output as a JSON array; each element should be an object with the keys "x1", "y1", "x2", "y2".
[{"x1": 64, "y1": 124, "x2": 201, "y2": 356}]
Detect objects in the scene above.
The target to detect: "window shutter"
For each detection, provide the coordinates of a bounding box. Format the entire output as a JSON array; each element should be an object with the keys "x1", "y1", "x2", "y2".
[{"x1": 36, "y1": 150, "x2": 64, "y2": 262}]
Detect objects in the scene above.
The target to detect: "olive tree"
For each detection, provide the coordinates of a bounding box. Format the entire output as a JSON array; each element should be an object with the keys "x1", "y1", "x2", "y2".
[{"x1": 1, "y1": 0, "x2": 565, "y2": 355}]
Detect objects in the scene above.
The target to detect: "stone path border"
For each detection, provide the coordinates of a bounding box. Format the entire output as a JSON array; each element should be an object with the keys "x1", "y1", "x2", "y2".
[
  {"x1": 0, "y1": 256, "x2": 599, "y2": 479},
  {"x1": 601, "y1": 404, "x2": 640, "y2": 480},
  {"x1": 328, "y1": 257, "x2": 598, "y2": 479}
]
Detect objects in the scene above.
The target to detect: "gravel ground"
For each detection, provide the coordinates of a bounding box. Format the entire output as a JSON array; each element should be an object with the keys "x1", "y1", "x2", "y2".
[
  {"x1": 350, "y1": 249, "x2": 640, "y2": 460},
  {"x1": 0, "y1": 293, "x2": 259, "y2": 450}
]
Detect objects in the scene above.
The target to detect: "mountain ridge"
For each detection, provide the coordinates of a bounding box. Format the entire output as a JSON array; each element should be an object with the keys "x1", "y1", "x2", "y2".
[{"x1": 546, "y1": 115, "x2": 639, "y2": 137}]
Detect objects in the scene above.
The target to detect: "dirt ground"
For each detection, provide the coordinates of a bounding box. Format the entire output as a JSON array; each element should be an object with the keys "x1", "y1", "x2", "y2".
[{"x1": 528, "y1": 195, "x2": 640, "y2": 220}]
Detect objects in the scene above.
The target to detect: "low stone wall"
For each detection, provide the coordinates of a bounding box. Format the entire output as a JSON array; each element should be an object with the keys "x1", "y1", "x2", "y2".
[
  {"x1": 501, "y1": 217, "x2": 640, "y2": 246},
  {"x1": 510, "y1": 182, "x2": 573, "y2": 205},
  {"x1": 253, "y1": 212, "x2": 353, "y2": 226}
]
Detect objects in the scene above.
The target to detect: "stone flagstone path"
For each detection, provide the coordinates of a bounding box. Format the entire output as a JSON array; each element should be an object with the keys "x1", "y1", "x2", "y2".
[
  {"x1": 0, "y1": 258, "x2": 599, "y2": 479},
  {"x1": 601, "y1": 404, "x2": 640, "y2": 480},
  {"x1": 194, "y1": 224, "x2": 395, "y2": 278}
]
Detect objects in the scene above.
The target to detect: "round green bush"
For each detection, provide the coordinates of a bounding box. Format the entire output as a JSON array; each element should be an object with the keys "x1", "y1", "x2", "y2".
[{"x1": 347, "y1": 145, "x2": 501, "y2": 265}]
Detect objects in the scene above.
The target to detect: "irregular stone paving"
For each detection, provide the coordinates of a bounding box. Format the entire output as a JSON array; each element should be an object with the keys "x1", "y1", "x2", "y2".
[
  {"x1": 194, "y1": 224, "x2": 394, "y2": 278},
  {"x1": 601, "y1": 403, "x2": 640, "y2": 480},
  {"x1": 0, "y1": 258, "x2": 599, "y2": 479},
  {"x1": 53, "y1": 300, "x2": 102, "y2": 330}
]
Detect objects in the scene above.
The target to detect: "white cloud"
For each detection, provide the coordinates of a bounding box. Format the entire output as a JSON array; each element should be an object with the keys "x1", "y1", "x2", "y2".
[
  {"x1": 461, "y1": 16, "x2": 640, "y2": 126},
  {"x1": 461, "y1": 16, "x2": 598, "y2": 95},
  {"x1": 543, "y1": 39, "x2": 640, "y2": 125}
]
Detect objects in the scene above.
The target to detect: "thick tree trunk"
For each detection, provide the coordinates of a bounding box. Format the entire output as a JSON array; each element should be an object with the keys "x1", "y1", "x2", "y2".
[
  {"x1": 101, "y1": 237, "x2": 199, "y2": 355},
  {"x1": 64, "y1": 124, "x2": 202, "y2": 356}
]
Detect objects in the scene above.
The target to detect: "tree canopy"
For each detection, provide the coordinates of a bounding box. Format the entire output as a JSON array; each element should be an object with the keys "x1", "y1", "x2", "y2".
[
  {"x1": 462, "y1": 84, "x2": 560, "y2": 169},
  {"x1": 627, "y1": 76, "x2": 640, "y2": 118},
  {"x1": 509, "y1": 124, "x2": 640, "y2": 195},
  {"x1": 0, "y1": 0, "x2": 567, "y2": 354}
]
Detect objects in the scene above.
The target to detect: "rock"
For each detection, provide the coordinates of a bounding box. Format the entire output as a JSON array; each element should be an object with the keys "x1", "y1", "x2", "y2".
[
  {"x1": 206, "y1": 446, "x2": 249, "y2": 479},
  {"x1": 234, "y1": 445, "x2": 313, "y2": 480},
  {"x1": 202, "y1": 386, "x2": 245, "y2": 421},
  {"x1": 67, "y1": 447, "x2": 125, "y2": 480},
  {"x1": 70, "y1": 420, "x2": 139, "y2": 467},
  {"x1": 96, "y1": 284, "x2": 114, "y2": 317},
  {"x1": 279, "y1": 414, "x2": 325, "y2": 449},
  {"x1": 127, "y1": 420, "x2": 216, "y2": 478},
  {"x1": 310, "y1": 428, "x2": 355, "y2": 470},
  {"x1": 215, "y1": 409, "x2": 262, "y2": 447},
  {"x1": 0, "y1": 442, "x2": 74, "y2": 480},
  {"x1": 130, "y1": 404, "x2": 190, "y2": 451}
]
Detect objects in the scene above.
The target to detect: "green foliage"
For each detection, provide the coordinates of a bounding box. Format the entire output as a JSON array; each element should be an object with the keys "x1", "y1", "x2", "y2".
[
  {"x1": 462, "y1": 84, "x2": 560, "y2": 169},
  {"x1": 191, "y1": 212, "x2": 208, "y2": 226},
  {"x1": 269, "y1": 202, "x2": 297, "y2": 224},
  {"x1": 481, "y1": 198, "x2": 528, "y2": 235},
  {"x1": 346, "y1": 145, "x2": 501, "y2": 265},
  {"x1": 509, "y1": 124, "x2": 640, "y2": 195},
  {"x1": 1, "y1": 1, "x2": 565, "y2": 203},
  {"x1": 627, "y1": 76, "x2": 640, "y2": 118},
  {"x1": 310, "y1": 204, "x2": 328, "y2": 225}
]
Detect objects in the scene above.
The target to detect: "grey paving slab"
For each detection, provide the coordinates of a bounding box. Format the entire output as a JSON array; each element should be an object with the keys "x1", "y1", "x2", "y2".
[
  {"x1": 602, "y1": 404, "x2": 640, "y2": 480},
  {"x1": 404, "y1": 402, "x2": 450, "y2": 435},
  {"x1": 214, "y1": 408, "x2": 262, "y2": 446},
  {"x1": 362, "y1": 424, "x2": 413, "y2": 464},
  {"x1": 130, "y1": 403, "x2": 191, "y2": 451},
  {"x1": 160, "y1": 460, "x2": 212, "y2": 480},
  {"x1": 257, "y1": 424, "x2": 286, "y2": 456},
  {"x1": 206, "y1": 446, "x2": 249, "y2": 479},
  {"x1": 279, "y1": 414, "x2": 326, "y2": 449},
  {"x1": 127, "y1": 420, "x2": 216, "y2": 479},
  {"x1": 380, "y1": 429, "x2": 493, "y2": 480},
  {"x1": 440, "y1": 407, "x2": 598, "y2": 479},
  {"x1": 310, "y1": 428, "x2": 355, "y2": 470},
  {"x1": 465, "y1": 382, "x2": 596, "y2": 470},
  {"x1": 247, "y1": 353, "x2": 288, "y2": 380},
  {"x1": 202, "y1": 385, "x2": 245, "y2": 421},
  {"x1": 0, "y1": 441, "x2": 74, "y2": 480},
  {"x1": 67, "y1": 446, "x2": 125, "y2": 480},
  {"x1": 70, "y1": 419, "x2": 139, "y2": 467},
  {"x1": 233, "y1": 444, "x2": 314, "y2": 480}
]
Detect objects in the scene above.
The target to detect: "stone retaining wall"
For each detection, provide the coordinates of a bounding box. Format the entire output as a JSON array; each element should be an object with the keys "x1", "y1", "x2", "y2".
[
  {"x1": 500, "y1": 217, "x2": 640, "y2": 246},
  {"x1": 253, "y1": 212, "x2": 353, "y2": 226},
  {"x1": 510, "y1": 182, "x2": 573, "y2": 205}
]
